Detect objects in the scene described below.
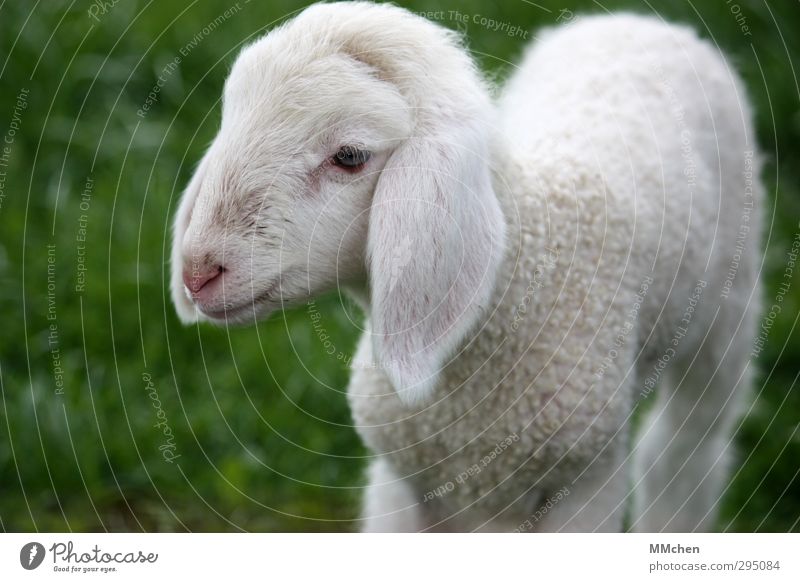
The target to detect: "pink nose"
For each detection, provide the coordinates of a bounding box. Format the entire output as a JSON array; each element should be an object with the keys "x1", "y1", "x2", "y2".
[{"x1": 183, "y1": 264, "x2": 224, "y2": 294}]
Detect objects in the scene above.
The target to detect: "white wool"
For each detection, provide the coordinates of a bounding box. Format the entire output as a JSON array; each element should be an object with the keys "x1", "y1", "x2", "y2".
[{"x1": 171, "y1": 3, "x2": 763, "y2": 532}]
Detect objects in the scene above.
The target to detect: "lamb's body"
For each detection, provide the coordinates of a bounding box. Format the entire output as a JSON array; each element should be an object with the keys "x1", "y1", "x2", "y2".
[{"x1": 349, "y1": 14, "x2": 762, "y2": 532}]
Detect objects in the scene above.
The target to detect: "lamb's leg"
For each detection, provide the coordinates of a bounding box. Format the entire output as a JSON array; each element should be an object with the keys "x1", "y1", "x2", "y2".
[
  {"x1": 631, "y1": 307, "x2": 756, "y2": 532},
  {"x1": 360, "y1": 457, "x2": 424, "y2": 532},
  {"x1": 532, "y1": 439, "x2": 629, "y2": 532}
]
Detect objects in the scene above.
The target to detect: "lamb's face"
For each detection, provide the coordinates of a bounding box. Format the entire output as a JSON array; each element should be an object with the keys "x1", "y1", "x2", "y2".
[{"x1": 171, "y1": 40, "x2": 413, "y2": 324}]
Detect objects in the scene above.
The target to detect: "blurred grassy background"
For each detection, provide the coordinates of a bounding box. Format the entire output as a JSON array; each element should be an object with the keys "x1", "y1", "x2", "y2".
[{"x1": 0, "y1": 0, "x2": 798, "y2": 532}]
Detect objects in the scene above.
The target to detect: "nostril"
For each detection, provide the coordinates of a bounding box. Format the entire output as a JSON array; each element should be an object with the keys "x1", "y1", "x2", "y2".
[{"x1": 183, "y1": 264, "x2": 225, "y2": 294}]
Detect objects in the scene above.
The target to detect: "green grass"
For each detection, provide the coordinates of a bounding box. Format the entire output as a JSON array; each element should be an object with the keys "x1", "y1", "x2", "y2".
[{"x1": 1, "y1": 0, "x2": 798, "y2": 532}]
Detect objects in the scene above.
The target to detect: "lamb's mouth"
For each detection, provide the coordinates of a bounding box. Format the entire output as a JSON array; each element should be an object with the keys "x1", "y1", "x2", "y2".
[{"x1": 196, "y1": 280, "x2": 282, "y2": 322}]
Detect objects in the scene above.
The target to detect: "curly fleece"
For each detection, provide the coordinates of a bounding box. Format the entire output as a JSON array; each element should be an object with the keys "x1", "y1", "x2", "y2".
[{"x1": 344, "y1": 8, "x2": 763, "y2": 532}]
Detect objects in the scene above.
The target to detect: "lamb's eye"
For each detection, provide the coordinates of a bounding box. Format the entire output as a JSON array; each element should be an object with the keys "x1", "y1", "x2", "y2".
[{"x1": 332, "y1": 145, "x2": 371, "y2": 169}]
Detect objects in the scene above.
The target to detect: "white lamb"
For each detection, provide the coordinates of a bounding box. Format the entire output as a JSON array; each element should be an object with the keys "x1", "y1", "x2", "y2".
[{"x1": 170, "y1": 2, "x2": 763, "y2": 532}]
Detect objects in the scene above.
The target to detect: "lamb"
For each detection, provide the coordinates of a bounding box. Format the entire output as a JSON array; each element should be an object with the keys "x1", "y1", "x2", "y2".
[{"x1": 170, "y1": 2, "x2": 764, "y2": 532}]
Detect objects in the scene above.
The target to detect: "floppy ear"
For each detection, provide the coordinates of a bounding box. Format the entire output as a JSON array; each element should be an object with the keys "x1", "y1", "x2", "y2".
[
  {"x1": 169, "y1": 153, "x2": 210, "y2": 324},
  {"x1": 367, "y1": 118, "x2": 506, "y2": 406}
]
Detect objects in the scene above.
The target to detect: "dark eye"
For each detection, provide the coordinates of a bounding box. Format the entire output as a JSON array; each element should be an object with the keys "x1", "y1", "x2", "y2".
[{"x1": 332, "y1": 145, "x2": 371, "y2": 169}]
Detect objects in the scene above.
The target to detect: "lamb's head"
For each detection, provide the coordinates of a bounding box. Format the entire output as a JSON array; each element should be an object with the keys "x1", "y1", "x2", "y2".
[{"x1": 170, "y1": 2, "x2": 506, "y2": 405}]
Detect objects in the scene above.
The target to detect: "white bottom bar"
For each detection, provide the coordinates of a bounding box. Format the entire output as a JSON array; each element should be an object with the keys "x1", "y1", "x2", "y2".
[{"x1": 1, "y1": 533, "x2": 797, "y2": 580}]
